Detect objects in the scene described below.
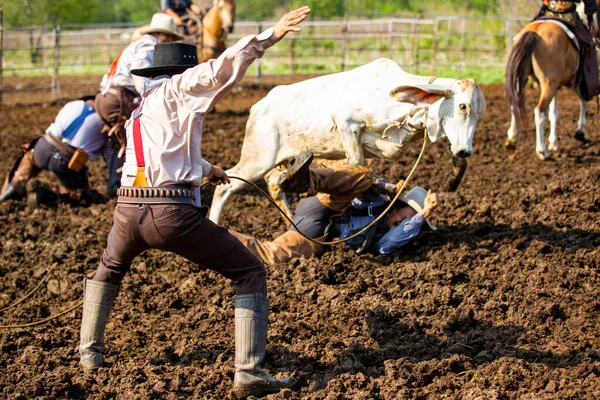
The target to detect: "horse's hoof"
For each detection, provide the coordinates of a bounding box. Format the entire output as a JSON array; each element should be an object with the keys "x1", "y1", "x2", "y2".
[
  {"x1": 504, "y1": 139, "x2": 516, "y2": 153},
  {"x1": 574, "y1": 130, "x2": 587, "y2": 143},
  {"x1": 536, "y1": 151, "x2": 550, "y2": 161}
]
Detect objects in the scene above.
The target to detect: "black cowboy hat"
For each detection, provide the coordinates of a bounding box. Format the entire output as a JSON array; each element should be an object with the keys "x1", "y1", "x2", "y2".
[{"x1": 131, "y1": 42, "x2": 198, "y2": 78}]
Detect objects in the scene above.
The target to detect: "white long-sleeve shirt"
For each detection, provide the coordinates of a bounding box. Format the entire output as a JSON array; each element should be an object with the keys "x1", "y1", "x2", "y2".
[
  {"x1": 100, "y1": 34, "x2": 156, "y2": 96},
  {"x1": 45, "y1": 100, "x2": 107, "y2": 161},
  {"x1": 121, "y1": 28, "x2": 277, "y2": 188}
]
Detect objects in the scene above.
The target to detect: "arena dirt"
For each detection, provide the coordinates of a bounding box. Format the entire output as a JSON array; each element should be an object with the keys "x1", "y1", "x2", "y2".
[{"x1": 1, "y1": 77, "x2": 600, "y2": 399}]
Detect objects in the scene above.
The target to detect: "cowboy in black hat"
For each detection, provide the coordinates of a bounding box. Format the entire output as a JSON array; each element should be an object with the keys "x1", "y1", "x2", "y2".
[
  {"x1": 0, "y1": 95, "x2": 122, "y2": 207},
  {"x1": 78, "y1": 6, "x2": 311, "y2": 399}
]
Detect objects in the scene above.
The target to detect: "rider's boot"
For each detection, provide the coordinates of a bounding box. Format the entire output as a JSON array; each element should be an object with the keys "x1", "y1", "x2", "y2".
[
  {"x1": 79, "y1": 278, "x2": 119, "y2": 370},
  {"x1": 277, "y1": 151, "x2": 314, "y2": 193},
  {"x1": 232, "y1": 293, "x2": 297, "y2": 398}
]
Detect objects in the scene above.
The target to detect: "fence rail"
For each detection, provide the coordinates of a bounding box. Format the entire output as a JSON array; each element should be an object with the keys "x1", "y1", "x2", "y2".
[{"x1": 0, "y1": 14, "x2": 530, "y2": 103}]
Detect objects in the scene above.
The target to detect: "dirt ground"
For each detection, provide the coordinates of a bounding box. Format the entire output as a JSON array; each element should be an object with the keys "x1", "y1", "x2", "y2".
[{"x1": 1, "y1": 75, "x2": 600, "y2": 400}]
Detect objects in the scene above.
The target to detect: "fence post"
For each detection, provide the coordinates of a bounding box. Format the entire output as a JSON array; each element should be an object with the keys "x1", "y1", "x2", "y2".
[
  {"x1": 411, "y1": 21, "x2": 419, "y2": 74},
  {"x1": 505, "y1": 18, "x2": 513, "y2": 55},
  {"x1": 52, "y1": 25, "x2": 60, "y2": 101},
  {"x1": 106, "y1": 26, "x2": 112, "y2": 65},
  {"x1": 0, "y1": 9, "x2": 4, "y2": 105},
  {"x1": 340, "y1": 17, "x2": 348, "y2": 71},
  {"x1": 256, "y1": 21, "x2": 262, "y2": 85},
  {"x1": 289, "y1": 36, "x2": 295, "y2": 75},
  {"x1": 460, "y1": 19, "x2": 466, "y2": 78},
  {"x1": 431, "y1": 17, "x2": 438, "y2": 75}
]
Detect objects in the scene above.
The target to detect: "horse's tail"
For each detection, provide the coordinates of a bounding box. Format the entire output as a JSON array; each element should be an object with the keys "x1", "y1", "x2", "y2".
[{"x1": 505, "y1": 31, "x2": 538, "y2": 126}]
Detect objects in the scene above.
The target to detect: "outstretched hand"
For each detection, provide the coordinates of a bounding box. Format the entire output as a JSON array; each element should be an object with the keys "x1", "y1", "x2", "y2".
[
  {"x1": 273, "y1": 6, "x2": 311, "y2": 40},
  {"x1": 207, "y1": 165, "x2": 231, "y2": 185},
  {"x1": 422, "y1": 190, "x2": 438, "y2": 218}
]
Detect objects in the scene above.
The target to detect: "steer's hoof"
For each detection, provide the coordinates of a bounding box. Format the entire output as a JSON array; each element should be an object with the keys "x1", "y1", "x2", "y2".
[{"x1": 504, "y1": 139, "x2": 516, "y2": 153}]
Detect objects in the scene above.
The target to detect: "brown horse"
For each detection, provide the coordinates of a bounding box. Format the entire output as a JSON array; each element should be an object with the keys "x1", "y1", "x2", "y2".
[
  {"x1": 197, "y1": 0, "x2": 236, "y2": 62},
  {"x1": 505, "y1": 20, "x2": 587, "y2": 160}
]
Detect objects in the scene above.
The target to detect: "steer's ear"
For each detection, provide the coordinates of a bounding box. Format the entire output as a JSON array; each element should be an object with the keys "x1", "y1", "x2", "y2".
[{"x1": 390, "y1": 85, "x2": 451, "y2": 107}]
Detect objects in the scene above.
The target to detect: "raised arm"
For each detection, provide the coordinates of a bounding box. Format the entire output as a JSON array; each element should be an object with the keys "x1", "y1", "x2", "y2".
[{"x1": 170, "y1": 6, "x2": 311, "y2": 113}]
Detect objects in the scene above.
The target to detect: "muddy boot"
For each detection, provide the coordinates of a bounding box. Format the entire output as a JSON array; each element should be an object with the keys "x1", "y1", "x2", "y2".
[
  {"x1": 0, "y1": 182, "x2": 20, "y2": 202},
  {"x1": 26, "y1": 179, "x2": 58, "y2": 209},
  {"x1": 371, "y1": 176, "x2": 402, "y2": 195},
  {"x1": 79, "y1": 278, "x2": 119, "y2": 370},
  {"x1": 232, "y1": 294, "x2": 296, "y2": 398},
  {"x1": 277, "y1": 151, "x2": 314, "y2": 193}
]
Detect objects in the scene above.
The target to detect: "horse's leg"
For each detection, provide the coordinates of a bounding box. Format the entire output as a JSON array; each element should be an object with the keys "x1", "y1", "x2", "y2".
[
  {"x1": 547, "y1": 96, "x2": 559, "y2": 152},
  {"x1": 505, "y1": 106, "x2": 518, "y2": 154},
  {"x1": 574, "y1": 97, "x2": 588, "y2": 142},
  {"x1": 534, "y1": 83, "x2": 555, "y2": 160}
]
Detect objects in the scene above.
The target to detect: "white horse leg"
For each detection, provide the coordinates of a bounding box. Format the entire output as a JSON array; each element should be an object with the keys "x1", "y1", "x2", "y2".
[
  {"x1": 574, "y1": 98, "x2": 587, "y2": 142},
  {"x1": 505, "y1": 107, "x2": 518, "y2": 152},
  {"x1": 548, "y1": 96, "x2": 559, "y2": 152},
  {"x1": 534, "y1": 107, "x2": 550, "y2": 160}
]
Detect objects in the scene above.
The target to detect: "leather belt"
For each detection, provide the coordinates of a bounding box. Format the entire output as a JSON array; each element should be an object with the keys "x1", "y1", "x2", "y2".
[
  {"x1": 44, "y1": 133, "x2": 75, "y2": 156},
  {"x1": 117, "y1": 186, "x2": 197, "y2": 205}
]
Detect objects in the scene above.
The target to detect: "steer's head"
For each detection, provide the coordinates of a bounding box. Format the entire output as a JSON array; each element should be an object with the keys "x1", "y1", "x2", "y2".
[{"x1": 390, "y1": 79, "x2": 486, "y2": 159}]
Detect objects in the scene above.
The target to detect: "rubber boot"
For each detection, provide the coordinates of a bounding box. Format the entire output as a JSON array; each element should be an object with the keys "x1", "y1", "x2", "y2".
[
  {"x1": 79, "y1": 278, "x2": 119, "y2": 370},
  {"x1": 232, "y1": 294, "x2": 296, "y2": 398},
  {"x1": 0, "y1": 182, "x2": 19, "y2": 202},
  {"x1": 277, "y1": 151, "x2": 314, "y2": 193}
]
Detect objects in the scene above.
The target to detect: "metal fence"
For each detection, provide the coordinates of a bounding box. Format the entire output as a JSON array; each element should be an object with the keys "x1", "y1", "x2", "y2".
[{"x1": 0, "y1": 12, "x2": 530, "y2": 103}]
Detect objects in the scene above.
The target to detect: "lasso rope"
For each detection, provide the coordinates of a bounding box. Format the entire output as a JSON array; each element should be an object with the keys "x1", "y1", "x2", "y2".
[
  {"x1": 206, "y1": 108, "x2": 430, "y2": 246},
  {"x1": 0, "y1": 107, "x2": 431, "y2": 329}
]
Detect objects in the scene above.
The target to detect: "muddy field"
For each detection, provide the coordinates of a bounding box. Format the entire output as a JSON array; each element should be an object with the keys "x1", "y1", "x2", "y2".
[{"x1": 1, "y1": 76, "x2": 600, "y2": 399}]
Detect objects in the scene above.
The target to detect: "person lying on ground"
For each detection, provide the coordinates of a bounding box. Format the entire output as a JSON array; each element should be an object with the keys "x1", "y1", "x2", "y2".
[
  {"x1": 78, "y1": 6, "x2": 311, "y2": 399},
  {"x1": 230, "y1": 151, "x2": 438, "y2": 265},
  {"x1": 0, "y1": 95, "x2": 123, "y2": 207}
]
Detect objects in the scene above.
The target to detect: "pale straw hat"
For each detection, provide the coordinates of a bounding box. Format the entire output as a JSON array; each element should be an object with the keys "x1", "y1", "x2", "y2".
[
  {"x1": 138, "y1": 13, "x2": 184, "y2": 40},
  {"x1": 398, "y1": 186, "x2": 436, "y2": 230}
]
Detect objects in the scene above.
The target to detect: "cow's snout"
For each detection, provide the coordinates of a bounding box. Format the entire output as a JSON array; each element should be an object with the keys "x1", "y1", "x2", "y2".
[{"x1": 457, "y1": 149, "x2": 472, "y2": 158}]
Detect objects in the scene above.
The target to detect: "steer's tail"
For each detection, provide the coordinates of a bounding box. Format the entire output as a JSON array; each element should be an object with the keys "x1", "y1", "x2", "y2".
[{"x1": 505, "y1": 31, "x2": 537, "y2": 127}]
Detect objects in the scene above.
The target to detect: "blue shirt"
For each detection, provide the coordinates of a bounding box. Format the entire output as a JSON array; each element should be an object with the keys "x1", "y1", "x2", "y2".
[
  {"x1": 162, "y1": 0, "x2": 194, "y2": 16},
  {"x1": 336, "y1": 194, "x2": 426, "y2": 255}
]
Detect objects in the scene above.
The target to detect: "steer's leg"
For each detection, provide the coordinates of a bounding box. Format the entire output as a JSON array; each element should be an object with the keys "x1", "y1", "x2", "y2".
[
  {"x1": 574, "y1": 97, "x2": 588, "y2": 142},
  {"x1": 340, "y1": 122, "x2": 365, "y2": 165},
  {"x1": 547, "y1": 96, "x2": 559, "y2": 152}
]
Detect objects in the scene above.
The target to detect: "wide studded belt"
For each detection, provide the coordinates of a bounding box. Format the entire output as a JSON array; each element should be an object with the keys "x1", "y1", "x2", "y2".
[
  {"x1": 44, "y1": 133, "x2": 76, "y2": 156},
  {"x1": 116, "y1": 186, "x2": 196, "y2": 205}
]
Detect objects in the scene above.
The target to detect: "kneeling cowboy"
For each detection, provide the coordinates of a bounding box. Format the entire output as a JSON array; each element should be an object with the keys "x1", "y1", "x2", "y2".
[
  {"x1": 535, "y1": 0, "x2": 600, "y2": 100},
  {"x1": 0, "y1": 95, "x2": 122, "y2": 206},
  {"x1": 78, "y1": 6, "x2": 311, "y2": 399}
]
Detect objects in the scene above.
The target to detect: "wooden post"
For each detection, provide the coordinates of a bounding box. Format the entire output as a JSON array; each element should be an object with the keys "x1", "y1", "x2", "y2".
[
  {"x1": 340, "y1": 19, "x2": 348, "y2": 72},
  {"x1": 256, "y1": 22, "x2": 262, "y2": 85},
  {"x1": 460, "y1": 19, "x2": 467, "y2": 78},
  {"x1": 0, "y1": 9, "x2": 4, "y2": 105},
  {"x1": 431, "y1": 17, "x2": 438, "y2": 75},
  {"x1": 106, "y1": 26, "x2": 112, "y2": 65},
  {"x1": 51, "y1": 25, "x2": 60, "y2": 101},
  {"x1": 289, "y1": 36, "x2": 295, "y2": 75},
  {"x1": 411, "y1": 21, "x2": 419, "y2": 74},
  {"x1": 505, "y1": 19, "x2": 513, "y2": 56}
]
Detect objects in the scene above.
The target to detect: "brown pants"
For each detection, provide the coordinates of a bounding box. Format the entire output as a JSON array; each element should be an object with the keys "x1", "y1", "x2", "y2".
[
  {"x1": 232, "y1": 165, "x2": 373, "y2": 265},
  {"x1": 94, "y1": 203, "x2": 267, "y2": 295}
]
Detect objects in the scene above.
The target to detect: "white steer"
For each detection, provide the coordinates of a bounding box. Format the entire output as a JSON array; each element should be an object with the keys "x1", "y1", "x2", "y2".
[{"x1": 209, "y1": 58, "x2": 486, "y2": 224}]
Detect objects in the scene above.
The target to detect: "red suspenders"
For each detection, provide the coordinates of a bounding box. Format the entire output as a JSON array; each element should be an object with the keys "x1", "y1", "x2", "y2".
[{"x1": 132, "y1": 98, "x2": 149, "y2": 187}]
